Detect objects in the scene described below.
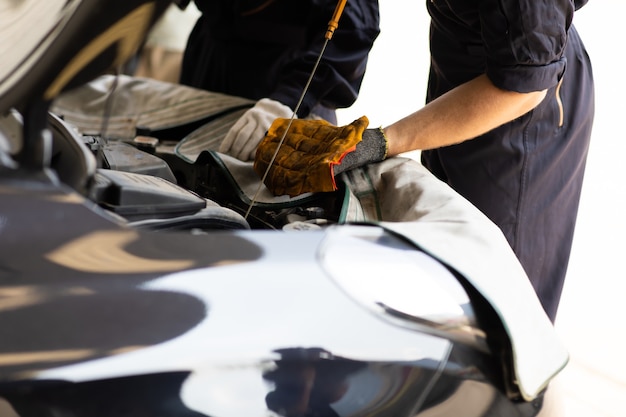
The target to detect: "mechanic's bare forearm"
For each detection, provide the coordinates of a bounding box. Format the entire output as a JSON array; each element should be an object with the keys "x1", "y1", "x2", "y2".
[{"x1": 383, "y1": 74, "x2": 547, "y2": 156}]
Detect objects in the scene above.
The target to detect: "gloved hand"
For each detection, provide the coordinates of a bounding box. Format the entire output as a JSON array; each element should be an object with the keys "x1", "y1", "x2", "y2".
[
  {"x1": 220, "y1": 98, "x2": 294, "y2": 161},
  {"x1": 254, "y1": 116, "x2": 388, "y2": 197}
]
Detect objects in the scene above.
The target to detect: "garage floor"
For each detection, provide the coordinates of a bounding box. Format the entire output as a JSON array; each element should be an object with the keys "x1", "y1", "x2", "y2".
[{"x1": 338, "y1": 2, "x2": 626, "y2": 416}]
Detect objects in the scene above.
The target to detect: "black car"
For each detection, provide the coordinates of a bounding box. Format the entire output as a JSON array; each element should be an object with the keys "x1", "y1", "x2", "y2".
[{"x1": 0, "y1": 1, "x2": 567, "y2": 416}]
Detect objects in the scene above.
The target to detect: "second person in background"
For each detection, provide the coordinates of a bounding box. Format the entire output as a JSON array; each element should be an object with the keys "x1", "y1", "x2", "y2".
[{"x1": 180, "y1": 0, "x2": 380, "y2": 161}]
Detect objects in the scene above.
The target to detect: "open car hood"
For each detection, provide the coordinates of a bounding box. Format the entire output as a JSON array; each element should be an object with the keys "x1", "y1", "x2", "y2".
[{"x1": 0, "y1": 0, "x2": 171, "y2": 115}]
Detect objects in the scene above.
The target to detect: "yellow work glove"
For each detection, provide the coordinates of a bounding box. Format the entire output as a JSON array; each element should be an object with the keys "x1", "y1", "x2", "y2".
[{"x1": 254, "y1": 116, "x2": 387, "y2": 197}]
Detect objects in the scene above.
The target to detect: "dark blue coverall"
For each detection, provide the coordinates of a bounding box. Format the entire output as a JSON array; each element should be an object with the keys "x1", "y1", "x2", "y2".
[
  {"x1": 180, "y1": 0, "x2": 380, "y2": 123},
  {"x1": 421, "y1": 0, "x2": 594, "y2": 321}
]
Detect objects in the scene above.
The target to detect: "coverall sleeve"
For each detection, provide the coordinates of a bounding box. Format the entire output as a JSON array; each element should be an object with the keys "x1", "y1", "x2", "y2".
[
  {"x1": 479, "y1": 0, "x2": 575, "y2": 93},
  {"x1": 269, "y1": 0, "x2": 380, "y2": 117}
]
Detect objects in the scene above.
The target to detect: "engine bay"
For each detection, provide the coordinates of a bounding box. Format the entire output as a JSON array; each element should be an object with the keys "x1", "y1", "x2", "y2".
[{"x1": 44, "y1": 107, "x2": 346, "y2": 232}]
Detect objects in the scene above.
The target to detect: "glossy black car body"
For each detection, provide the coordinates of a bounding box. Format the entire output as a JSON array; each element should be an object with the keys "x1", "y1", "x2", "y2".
[{"x1": 0, "y1": 1, "x2": 566, "y2": 416}]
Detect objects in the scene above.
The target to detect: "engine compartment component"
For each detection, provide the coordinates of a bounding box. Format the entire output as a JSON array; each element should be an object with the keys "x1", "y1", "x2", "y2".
[{"x1": 45, "y1": 110, "x2": 345, "y2": 232}]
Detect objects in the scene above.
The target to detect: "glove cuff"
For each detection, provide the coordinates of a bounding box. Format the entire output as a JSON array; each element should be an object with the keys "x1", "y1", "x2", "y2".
[
  {"x1": 255, "y1": 98, "x2": 294, "y2": 118},
  {"x1": 333, "y1": 127, "x2": 388, "y2": 175}
]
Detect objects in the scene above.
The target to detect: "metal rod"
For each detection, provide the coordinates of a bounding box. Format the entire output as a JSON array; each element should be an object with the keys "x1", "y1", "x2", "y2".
[{"x1": 244, "y1": 0, "x2": 348, "y2": 220}]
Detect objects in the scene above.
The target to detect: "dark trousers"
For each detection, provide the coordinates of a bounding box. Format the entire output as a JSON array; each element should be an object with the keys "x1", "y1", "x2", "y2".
[{"x1": 422, "y1": 27, "x2": 594, "y2": 322}]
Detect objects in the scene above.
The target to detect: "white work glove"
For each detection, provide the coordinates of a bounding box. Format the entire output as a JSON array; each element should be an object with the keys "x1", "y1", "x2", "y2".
[{"x1": 220, "y1": 98, "x2": 295, "y2": 161}]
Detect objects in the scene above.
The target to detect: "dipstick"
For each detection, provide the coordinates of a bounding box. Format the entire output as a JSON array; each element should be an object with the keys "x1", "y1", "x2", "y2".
[{"x1": 244, "y1": 0, "x2": 349, "y2": 220}]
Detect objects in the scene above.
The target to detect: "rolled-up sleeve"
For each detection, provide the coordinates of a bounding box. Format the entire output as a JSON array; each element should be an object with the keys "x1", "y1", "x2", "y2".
[{"x1": 480, "y1": 0, "x2": 574, "y2": 93}]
